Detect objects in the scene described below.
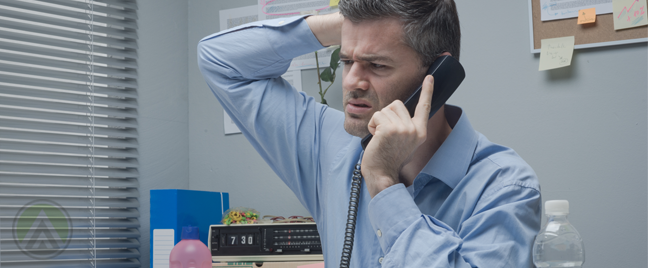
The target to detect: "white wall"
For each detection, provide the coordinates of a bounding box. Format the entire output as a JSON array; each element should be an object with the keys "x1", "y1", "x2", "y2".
[{"x1": 136, "y1": 0, "x2": 647, "y2": 267}]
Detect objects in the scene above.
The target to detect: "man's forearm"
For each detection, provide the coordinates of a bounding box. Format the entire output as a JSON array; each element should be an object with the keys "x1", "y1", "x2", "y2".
[
  {"x1": 198, "y1": 16, "x2": 324, "y2": 82},
  {"x1": 305, "y1": 12, "x2": 343, "y2": 47},
  {"x1": 197, "y1": 16, "x2": 331, "y2": 218}
]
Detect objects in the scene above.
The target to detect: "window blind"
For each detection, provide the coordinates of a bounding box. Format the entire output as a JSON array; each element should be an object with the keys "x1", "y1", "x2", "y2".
[{"x1": 0, "y1": 0, "x2": 140, "y2": 267}]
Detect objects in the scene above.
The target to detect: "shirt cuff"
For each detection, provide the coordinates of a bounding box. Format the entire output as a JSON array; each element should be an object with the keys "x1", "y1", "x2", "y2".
[{"x1": 368, "y1": 184, "x2": 421, "y2": 253}]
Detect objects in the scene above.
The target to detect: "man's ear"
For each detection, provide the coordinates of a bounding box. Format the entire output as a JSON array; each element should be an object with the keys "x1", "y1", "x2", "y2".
[{"x1": 437, "y1": 51, "x2": 452, "y2": 58}]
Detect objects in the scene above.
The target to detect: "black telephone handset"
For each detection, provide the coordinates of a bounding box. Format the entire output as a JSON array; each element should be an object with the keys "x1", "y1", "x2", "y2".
[{"x1": 360, "y1": 55, "x2": 465, "y2": 150}]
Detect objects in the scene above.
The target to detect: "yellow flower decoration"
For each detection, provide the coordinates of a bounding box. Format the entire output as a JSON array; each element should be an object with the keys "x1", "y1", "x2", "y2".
[{"x1": 222, "y1": 207, "x2": 260, "y2": 225}]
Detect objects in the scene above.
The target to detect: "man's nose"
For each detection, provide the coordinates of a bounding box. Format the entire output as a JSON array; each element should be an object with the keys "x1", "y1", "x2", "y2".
[{"x1": 343, "y1": 63, "x2": 369, "y2": 91}]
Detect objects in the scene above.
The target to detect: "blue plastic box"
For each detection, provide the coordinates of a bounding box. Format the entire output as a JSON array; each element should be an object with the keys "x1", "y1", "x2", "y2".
[{"x1": 150, "y1": 189, "x2": 229, "y2": 267}]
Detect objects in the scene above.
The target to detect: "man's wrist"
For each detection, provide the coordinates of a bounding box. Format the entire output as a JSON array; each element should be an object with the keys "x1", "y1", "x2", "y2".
[
  {"x1": 305, "y1": 12, "x2": 343, "y2": 47},
  {"x1": 365, "y1": 173, "x2": 399, "y2": 198}
]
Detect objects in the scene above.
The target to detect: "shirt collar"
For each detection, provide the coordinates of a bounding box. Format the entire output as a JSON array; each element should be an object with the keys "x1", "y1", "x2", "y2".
[{"x1": 415, "y1": 105, "x2": 479, "y2": 192}]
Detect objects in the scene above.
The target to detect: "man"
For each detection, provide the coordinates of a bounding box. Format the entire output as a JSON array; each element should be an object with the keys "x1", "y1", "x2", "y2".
[{"x1": 198, "y1": 0, "x2": 541, "y2": 267}]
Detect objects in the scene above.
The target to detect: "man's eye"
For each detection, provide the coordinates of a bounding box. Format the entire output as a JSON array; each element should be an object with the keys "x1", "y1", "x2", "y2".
[
  {"x1": 372, "y1": 63, "x2": 386, "y2": 69},
  {"x1": 341, "y1": 60, "x2": 352, "y2": 65}
]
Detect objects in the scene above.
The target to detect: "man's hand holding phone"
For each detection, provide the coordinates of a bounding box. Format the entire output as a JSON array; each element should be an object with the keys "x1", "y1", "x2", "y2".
[{"x1": 361, "y1": 75, "x2": 435, "y2": 198}]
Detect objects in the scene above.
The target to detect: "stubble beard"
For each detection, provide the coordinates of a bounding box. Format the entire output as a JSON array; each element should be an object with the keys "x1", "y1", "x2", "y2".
[
  {"x1": 343, "y1": 90, "x2": 374, "y2": 138},
  {"x1": 344, "y1": 114, "x2": 371, "y2": 137}
]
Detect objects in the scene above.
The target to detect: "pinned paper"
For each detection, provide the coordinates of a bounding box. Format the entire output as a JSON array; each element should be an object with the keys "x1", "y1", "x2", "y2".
[
  {"x1": 613, "y1": 0, "x2": 648, "y2": 30},
  {"x1": 540, "y1": 0, "x2": 613, "y2": 21},
  {"x1": 577, "y1": 8, "x2": 597, "y2": 24},
  {"x1": 539, "y1": 36, "x2": 575, "y2": 71},
  {"x1": 329, "y1": 0, "x2": 340, "y2": 7}
]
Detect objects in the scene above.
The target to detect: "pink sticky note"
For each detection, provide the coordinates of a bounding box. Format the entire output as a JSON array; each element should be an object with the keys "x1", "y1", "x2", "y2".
[{"x1": 297, "y1": 263, "x2": 325, "y2": 268}]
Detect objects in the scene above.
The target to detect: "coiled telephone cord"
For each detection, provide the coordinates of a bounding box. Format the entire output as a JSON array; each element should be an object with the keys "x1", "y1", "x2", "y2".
[{"x1": 339, "y1": 163, "x2": 363, "y2": 268}]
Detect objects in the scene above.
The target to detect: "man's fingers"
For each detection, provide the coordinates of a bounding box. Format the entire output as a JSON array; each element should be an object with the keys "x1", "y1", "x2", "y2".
[
  {"x1": 369, "y1": 76, "x2": 433, "y2": 139},
  {"x1": 367, "y1": 110, "x2": 388, "y2": 135},
  {"x1": 382, "y1": 101, "x2": 414, "y2": 126},
  {"x1": 413, "y1": 75, "x2": 434, "y2": 127},
  {"x1": 389, "y1": 100, "x2": 415, "y2": 123}
]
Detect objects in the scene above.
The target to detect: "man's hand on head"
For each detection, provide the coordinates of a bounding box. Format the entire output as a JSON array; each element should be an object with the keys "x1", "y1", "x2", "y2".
[
  {"x1": 362, "y1": 75, "x2": 435, "y2": 198},
  {"x1": 305, "y1": 12, "x2": 344, "y2": 47}
]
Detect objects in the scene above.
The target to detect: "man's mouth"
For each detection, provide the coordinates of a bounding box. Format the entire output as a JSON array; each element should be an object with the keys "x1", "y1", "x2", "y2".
[{"x1": 346, "y1": 100, "x2": 373, "y2": 114}]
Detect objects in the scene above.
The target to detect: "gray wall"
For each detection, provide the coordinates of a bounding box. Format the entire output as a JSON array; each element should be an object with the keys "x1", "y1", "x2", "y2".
[
  {"x1": 138, "y1": 1, "x2": 189, "y2": 267},
  {"x1": 457, "y1": 2, "x2": 647, "y2": 267},
  {"x1": 136, "y1": 0, "x2": 647, "y2": 267}
]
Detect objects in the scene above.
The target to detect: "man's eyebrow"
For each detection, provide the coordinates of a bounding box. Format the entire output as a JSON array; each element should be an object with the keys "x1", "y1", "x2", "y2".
[{"x1": 339, "y1": 52, "x2": 394, "y2": 64}]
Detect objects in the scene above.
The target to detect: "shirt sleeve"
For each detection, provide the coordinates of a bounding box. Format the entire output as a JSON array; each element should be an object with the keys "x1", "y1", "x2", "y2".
[
  {"x1": 196, "y1": 16, "x2": 333, "y2": 216},
  {"x1": 368, "y1": 182, "x2": 541, "y2": 267}
]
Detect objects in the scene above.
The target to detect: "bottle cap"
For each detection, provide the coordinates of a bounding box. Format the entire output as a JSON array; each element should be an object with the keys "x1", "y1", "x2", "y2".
[
  {"x1": 181, "y1": 226, "x2": 199, "y2": 240},
  {"x1": 545, "y1": 200, "x2": 569, "y2": 215}
]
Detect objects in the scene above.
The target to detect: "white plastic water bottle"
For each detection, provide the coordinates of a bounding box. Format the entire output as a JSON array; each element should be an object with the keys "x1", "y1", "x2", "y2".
[{"x1": 533, "y1": 200, "x2": 585, "y2": 267}]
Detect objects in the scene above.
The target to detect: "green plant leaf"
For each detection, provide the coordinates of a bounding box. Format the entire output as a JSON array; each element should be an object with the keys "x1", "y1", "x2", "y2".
[
  {"x1": 330, "y1": 47, "x2": 341, "y2": 70},
  {"x1": 320, "y1": 67, "x2": 333, "y2": 82}
]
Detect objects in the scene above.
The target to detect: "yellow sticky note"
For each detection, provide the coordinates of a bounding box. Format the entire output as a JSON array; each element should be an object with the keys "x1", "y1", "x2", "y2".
[
  {"x1": 577, "y1": 8, "x2": 596, "y2": 24},
  {"x1": 330, "y1": 0, "x2": 340, "y2": 7},
  {"x1": 539, "y1": 36, "x2": 575, "y2": 71},
  {"x1": 613, "y1": 0, "x2": 648, "y2": 30}
]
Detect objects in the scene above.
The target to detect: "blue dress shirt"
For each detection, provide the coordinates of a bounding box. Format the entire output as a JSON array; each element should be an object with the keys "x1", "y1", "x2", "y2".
[{"x1": 198, "y1": 16, "x2": 541, "y2": 268}]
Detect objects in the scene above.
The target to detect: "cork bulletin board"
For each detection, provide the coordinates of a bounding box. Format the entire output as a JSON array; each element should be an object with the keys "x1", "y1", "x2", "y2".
[{"x1": 528, "y1": 0, "x2": 648, "y2": 53}]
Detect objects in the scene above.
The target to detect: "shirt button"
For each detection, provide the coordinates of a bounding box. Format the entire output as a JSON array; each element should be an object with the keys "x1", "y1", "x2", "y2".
[
  {"x1": 278, "y1": 20, "x2": 285, "y2": 25},
  {"x1": 379, "y1": 257, "x2": 384, "y2": 264},
  {"x1": 376, "y1": 229, "x2": 382, "y2": 237}
]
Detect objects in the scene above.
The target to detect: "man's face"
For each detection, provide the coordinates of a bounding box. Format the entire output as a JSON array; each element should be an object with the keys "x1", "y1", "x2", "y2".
[{"x1": 340, "y1": 17, "x2": 427, "y2": 137}]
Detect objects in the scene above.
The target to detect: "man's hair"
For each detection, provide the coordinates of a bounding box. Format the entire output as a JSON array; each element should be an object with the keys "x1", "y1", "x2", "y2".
[{"x1": 338, "y1": 0, "x2": 461, "y2": 67}]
